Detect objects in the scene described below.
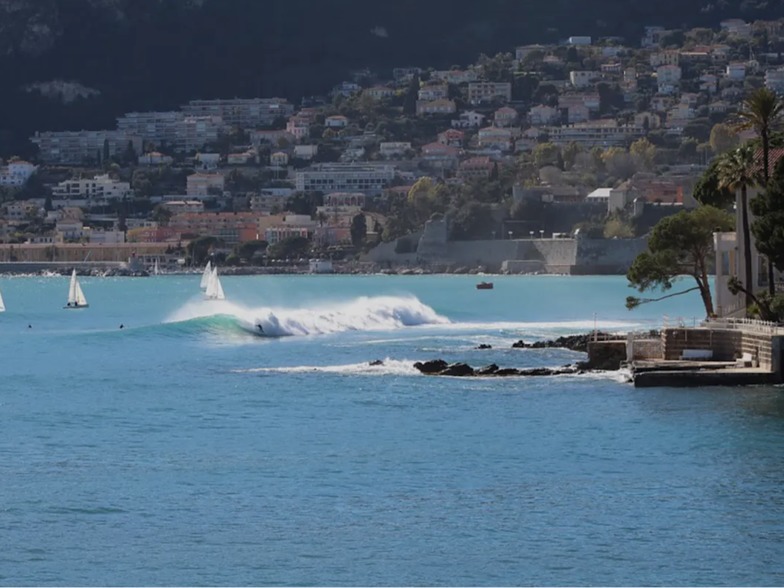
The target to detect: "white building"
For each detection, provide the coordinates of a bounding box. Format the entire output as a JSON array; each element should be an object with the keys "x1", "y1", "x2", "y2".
[
  {"x1": 467, "y1": 82, "x2": 512, "y2": 105},
  {"x1": 186, "y1": 173, "x2": 225, "y2": 197},
  {"x1": 0, "y1": 160, "x2": 36, "y2": 187},
  {"x1": 181, "y1": 98, "x2": 293, "y2": 129},
  {"x1": 726, "y1": 62, "x2": 747, "y2": 82},
  {"x1": 765, "y1": 68, "x2": 784, "y2": 94},
  {"x1": 295, "y1": 163, "x2": 395, "y2": 194},
  {"x1": 528, "y1": 105, "x2": 560, "y2": 125},
  {"x1": 379, "y1": 142, "x2": 412, "y2": 158},
  {"x1": 569, "y1": 71, "x2": 596, "y2": 88},
  {"x1": 31, "y1": 130, "x2": 143, "y2": 165},
  {"x1": 451, "y1": 110, "x2": 486, "y2": 128},
  {"x1": 51, "y1": 174, "x2": 132, "y2": 204}
]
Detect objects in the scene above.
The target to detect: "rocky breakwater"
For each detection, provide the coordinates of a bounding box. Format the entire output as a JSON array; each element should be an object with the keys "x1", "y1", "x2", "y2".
[{"x1": 413, "y1": 332, "x2": 627, "y2": 377}]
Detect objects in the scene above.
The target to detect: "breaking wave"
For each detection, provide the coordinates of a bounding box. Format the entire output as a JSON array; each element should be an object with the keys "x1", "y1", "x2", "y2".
[{"x1": 162, "y1": 295, "x2": 449, "y2": 338}]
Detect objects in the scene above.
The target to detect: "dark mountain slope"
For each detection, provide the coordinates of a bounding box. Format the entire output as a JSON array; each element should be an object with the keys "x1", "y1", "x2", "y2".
[{"x1": 0, "y1": 0, "x2": 781, "y2": 155}]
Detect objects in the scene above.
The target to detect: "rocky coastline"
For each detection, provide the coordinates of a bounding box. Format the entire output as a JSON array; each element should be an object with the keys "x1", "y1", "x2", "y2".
[{"x1": 409, "y1": 332, "x2": 633, "y2": 377}]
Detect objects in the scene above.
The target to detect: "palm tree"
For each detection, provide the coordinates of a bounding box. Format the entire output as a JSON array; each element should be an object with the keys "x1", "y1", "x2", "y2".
[
  {"x1": 718, "y1": 146, "x2": 757, "y2": 311},
  {"x1": 735, "y1": 87, "x2": 784, "y2": 295}
]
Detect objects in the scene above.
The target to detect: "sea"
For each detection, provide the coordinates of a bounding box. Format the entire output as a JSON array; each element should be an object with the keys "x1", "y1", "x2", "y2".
[{"x1": 1, "y1": 273, "x2": 783, "y2": 586}]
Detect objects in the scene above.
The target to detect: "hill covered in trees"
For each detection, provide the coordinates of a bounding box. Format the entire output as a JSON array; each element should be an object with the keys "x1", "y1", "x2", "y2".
[{"x1": 1, "y1": 0, "x2": 783, "y2": 155}]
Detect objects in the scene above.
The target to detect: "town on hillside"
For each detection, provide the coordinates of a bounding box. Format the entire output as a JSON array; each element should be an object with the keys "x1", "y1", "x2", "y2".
[{"x1": 0, "y1": 17, "x2": 781, "y2": 275}]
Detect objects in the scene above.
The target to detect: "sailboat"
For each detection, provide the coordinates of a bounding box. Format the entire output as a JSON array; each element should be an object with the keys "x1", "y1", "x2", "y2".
[
  {"x1": 64, "y1": 269, "x2": 89, "y2": 309},
  {"x1": 199, "y1": 260, "x2": 212, "y2": 290},
  {"x1": 204, "y1": 266, "x2": 225, "y2": 301},
  {"x1": 153, "y1": 259, "x2": 160, "y2": 275},
  {"x1": 0, "y1": 288, "x2": 5, "y2": 312}
]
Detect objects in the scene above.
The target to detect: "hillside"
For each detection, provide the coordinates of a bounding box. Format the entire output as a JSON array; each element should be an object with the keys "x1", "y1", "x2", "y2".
[{"x1": 0, "y1": 0, "x2": 782, "y2": 155}]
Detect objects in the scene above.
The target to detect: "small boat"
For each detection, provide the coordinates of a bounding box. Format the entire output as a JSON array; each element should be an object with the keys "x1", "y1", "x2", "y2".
[
  {"x1": 0, "y1": 287, "x2": 5, "y2": 312},
  {"x1": 199, "y1": 260, "x2": 212, "y2": 290},
  {"x1": 476, "y1": 281, "x2": 494, "y2": 290},
  {"x1": 64, "y1": 269, "x2": 89, "y2": 309},
  {"x1": 204, "y1": 266, "x2": 226, "y2": 301}
]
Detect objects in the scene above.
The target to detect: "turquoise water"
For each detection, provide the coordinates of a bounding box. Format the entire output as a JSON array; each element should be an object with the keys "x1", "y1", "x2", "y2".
[{"x1": 1, "y1": 274, "x2": 783, "y2": 586}]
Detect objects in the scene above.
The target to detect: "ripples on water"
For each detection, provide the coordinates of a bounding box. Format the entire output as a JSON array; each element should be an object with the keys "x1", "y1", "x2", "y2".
[{"x1": 1, "y1": 275, "x2": 783, "y2": 585}]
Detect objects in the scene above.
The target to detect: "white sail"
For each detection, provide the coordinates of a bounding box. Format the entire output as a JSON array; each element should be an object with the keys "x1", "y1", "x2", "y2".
[
  {"x1": 199, "y1": 261, "x2": 212, "y2": 289},
  {"x1": 65, "y1": 269, "x2": 89, "y2": 308},
  {"x1": 153, "y1": 259, "x2": 160, "y2": 275},
  {"x1": 0, "y1": 289, "x2": 5, "y2": 312},
  {"x1": 205, "y1": 266, "x2": 225, "y2": 300}
]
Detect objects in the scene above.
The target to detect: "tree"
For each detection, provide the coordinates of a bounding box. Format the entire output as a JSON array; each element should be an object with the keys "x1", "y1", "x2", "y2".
[
  {"x1": 533, "y1": 142, "x2": 560, "y2": 168},
  {"x1": 751, "y1": 158, "x2": 784, "y2": 280},
  {"x1": 692, "y1": 159, "x2": 735, "y2": 209},
  {"x1": 626, "y1": 206, "x2": 733, "y2": 318},
  {"x1": 268, "y1": 236, "x2": 310, "y2": 260},
  {"x1": 718, "y1": 145, "x2": 757, "y2": 310},
  {"x1": 152, "y1": 204, "x2": 173, "y2": 226},
  {"x1": 407, "y1": 177, "x2": 448, "y2": 223},
  {"x1": 402, "y1": 74, "x2": 420, "y2": 116},
  {"x1": 735, "y1": 87, "x2": 784, "y2": 295},
  {"x1": 709, "y1": 123, "x2": 739, "y2": 155},
  {"x1": 629, "y1": 138, "x2": 656, "y2": 171},
  {"x1": 350, "y1": 213, "x2": 367, "y2": 247}
]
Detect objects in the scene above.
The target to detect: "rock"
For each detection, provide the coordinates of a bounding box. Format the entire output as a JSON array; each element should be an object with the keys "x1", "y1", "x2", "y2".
[
  {"x1": 494, "y1": 368, "x2": 521, "y2": 376},
  {"x1": 476, "y1": 363, "x2": 499, "y2": 375},
  {"x1": 512, "y1": 340, "x2": 526, "y2": 348},
  {"x1": 441, "y1": 362, "x2": 475, "y2": 377},
  {"x1": 476, "y1": 343, "x2": 492, "y2": 349},
  {"x1": 368, "y1": 359, "x2": 384, "y2": 366},
  {"x1": 413, "y1": 359, "x2": 448, "y2": 374}
]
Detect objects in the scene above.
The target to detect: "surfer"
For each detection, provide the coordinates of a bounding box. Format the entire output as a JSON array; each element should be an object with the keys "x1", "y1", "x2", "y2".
[
  {"x1": 119, "y1": 324, "x2": 124, "y2": 329},
  {"x1": 256, "y1": 324, "x2": 264, "y2": 334}
]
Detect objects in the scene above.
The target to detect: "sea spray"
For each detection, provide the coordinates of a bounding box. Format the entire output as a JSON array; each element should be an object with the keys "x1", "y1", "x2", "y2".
[{"x1": 164, "y1": 294, "x2": 449, "y2": 338}]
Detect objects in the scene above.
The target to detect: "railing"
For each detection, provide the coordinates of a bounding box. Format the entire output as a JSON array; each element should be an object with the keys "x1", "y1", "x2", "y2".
[{"x1": 704, "y1": 316, "x2": 781, "y2": 335}]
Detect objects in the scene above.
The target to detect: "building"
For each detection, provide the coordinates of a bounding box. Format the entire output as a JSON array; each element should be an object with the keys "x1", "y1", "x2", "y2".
[
  {"x1": 458, "y1": 156, "x2": 494, "y2": 180},
  {"x1": 379, "y1": 142, "x2": 412, "y2": 158},
  {"x1": 51, "y1": 174, "x2": 132, "y2": 204},
  {"x1": 765, "y1": 68, "x2": 784, "y2": 94},
  {"x1": 467, "y1": 82, "x2": 512, "y2": 105},
  {"x1": 181, "y1": 98, "x2": 293, "y2": 129},
  {"x1": 567, "y1": 36, "x2": 592, "y2": 45},
  {"x1": 186, "y1": 173, "x2": 226, "y2": 197},
  {"x1": 569, "y1": 71, "x2": 596, "y2": 88},
  {"x1": 325, "y1": 115, "x2": 349, "y2": 128},
  {"x1": 451, "y1": 110, "x2": 486, "y2": 128},
  {"x1": 293, "y1": 145, "x2": 318, "y2": 160},
  {"x1": 250, "y1": 129, "x2": 295, "y2": 147},
  {"x1": 416, "y1": 99, "x2": 457, "y2": 116},
  {"x1": 162, "y1": 200, "x2": 205, "y2": 214},
  {"x1": 656, "y1": 65, "x2": 682, "y2": 94},
  {"x1": 437, "y1": 129, "x2": 465, "y2": 147},
  {"x1": 116, "y1": 111, "x2": 220, "y2": 153},
  {"x1": 170, "y1": 211, "x2": 262, "y2": 244},
  {"x1": 295, "y1": 163, "x2": 395, "y2": 194},
  {"x1": 493, "y1": 106, "x2": 519, "y2": 127},
  {"x1": 31, "y1": 130, "x2": 143, "y2": 165},
  {"x1": 477, "y1": 127, "x2": 514, "y2": 151},
  {"x1": 316, "y1": 192, "x2": 366, "y2": 229},
  {"x1": 543, "y1": 121, "x2": 645, "y2": 147},
  {"x1": 726, "y1": 62, "x2": 747, "y2": 82},
  {"x1": 528, "y1": 105, "x2": 560, "y2": 125},
  {"x1": 138, "y1": 152, "x2": 174, "y2": 166},
  {"x1": 430, "y1": 69, "x2": 479, "y2": 85},
  {"x1": 0, "y1": 160, "x2": 36, "y2": 187},
  {"x1": 286, "y1": 117, "x2": 310, "y2": 141},
  {"x1": 364, "y1": 86, "x2": 396, "y2": 100},
  {"x1": 418, "y1": 84, "x2": 449, "y2": 101},
  {"x1": 420, "y1": 142, "x2": 461, "y2": 168}
]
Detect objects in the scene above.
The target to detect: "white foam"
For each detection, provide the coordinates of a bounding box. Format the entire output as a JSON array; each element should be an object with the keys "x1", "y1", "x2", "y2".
[
  {"x1": 165, "y1": 294, "x2": 449, "y2": 337},
  {"x1": 233, "y1": 358, "x2": 420, "y2": 376}
]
